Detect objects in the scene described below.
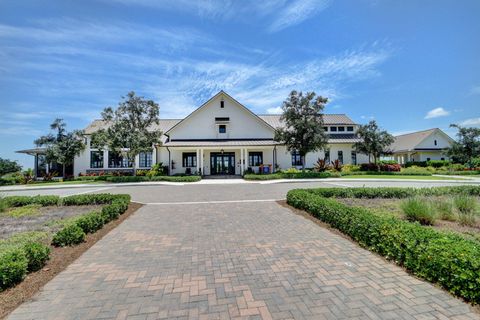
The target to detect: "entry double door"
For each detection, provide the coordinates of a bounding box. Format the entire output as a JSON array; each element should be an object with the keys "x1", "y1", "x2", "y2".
[{"x1": 210, "y1": 152, "x2": 235, "y2": 175}]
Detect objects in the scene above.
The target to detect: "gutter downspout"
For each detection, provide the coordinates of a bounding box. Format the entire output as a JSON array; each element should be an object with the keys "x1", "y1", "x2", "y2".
[
  {"x1": 165, "y1": 133, "x2": 171, "y2": 176},
  {"x1": 273, "y1": 146, "x2": 277, "y2": 173}
]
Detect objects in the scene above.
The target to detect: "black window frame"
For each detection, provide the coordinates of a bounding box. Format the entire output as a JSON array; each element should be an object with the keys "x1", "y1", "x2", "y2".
[
  {"x1": 347, "y1": 126, "x2": 354, "y2": 132},
  {"x1": 338, "y1": 150, "x2": 343, "y2": 164},
  {"x1": 338, "y1": 126, "x2": 345, "y2": 132},
  {"x1": 351, "y1": 151, "x2": 357, "y2": 165},
  {"x1": 248, "y1": 152, "x2": 263, "y2": 166},
  {"x1": 182, "y1": 152, "x2": 197, "y2": 168},
  {"x1": 108, "y1": 151, "x2": 133, "y2": 168},
  {"x1": 323, "y1": 127, "x2": 328, "y2": 132},
  {"x1": 324, "y1": 149, "x2": 330, "y2": 163},
  {"x1": 90, "y1": 150, "x2": 104, "y2": 168},
  {"x1": 434, "y1": 140, "x2": 437, "y2": 146},
  {"x1": 219, "y1": 124, "x2": 226, "y2": 134},
  {"x1": 330, "y1": 126, "x2": 337, "y2": 132},
  {"x1": 220, "y1": 100, "x2": 224, "y2": 108},
  {"x1": 291, "y1": 150, "x2": 302, "y2": 166},
  {"x1": 139, "y1": 151, "x2": 153, "y2": 168}
]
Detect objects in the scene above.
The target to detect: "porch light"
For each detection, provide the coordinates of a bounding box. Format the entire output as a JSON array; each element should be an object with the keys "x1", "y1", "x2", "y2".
[{"x1": 221, "y1": 149, "x2": 224, "y2": 154}]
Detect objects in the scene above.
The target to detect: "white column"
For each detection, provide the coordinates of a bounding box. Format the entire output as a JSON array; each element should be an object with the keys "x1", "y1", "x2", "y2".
[
  {"x1": 103, "y1": 149, "x2": 109, "y2": 169},
  {"x1": 200, "y1": 148, "x2": 204, "y2": 175},
  {"x1": 152, "y1": 146, "x2": 157, "y2": 165},
  {"x1": 196, "y1": 148, "x2": 200, "y2": 174}
]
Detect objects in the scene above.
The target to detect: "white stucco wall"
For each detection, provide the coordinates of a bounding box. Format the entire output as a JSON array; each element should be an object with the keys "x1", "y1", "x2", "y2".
[
  {"x1": 167, "y1": 94, "x2": 274, "y2": 140},
  {"x1": 416, "y1": 131, "x2": 452, "y2": 149}
]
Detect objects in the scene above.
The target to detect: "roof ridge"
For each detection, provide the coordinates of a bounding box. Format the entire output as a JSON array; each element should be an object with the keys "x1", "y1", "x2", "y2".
[{"x1": 395, "y1": 128, "x2": 437, "y2": 137}]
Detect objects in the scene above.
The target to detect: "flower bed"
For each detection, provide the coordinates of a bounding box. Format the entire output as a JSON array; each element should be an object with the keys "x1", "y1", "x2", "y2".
[
  {"x1": 243, "y1": 171, "x2": 339, "y2": 180},
  {"x1": 286, "y1": 186, "x2": 480, "y2": 304}
]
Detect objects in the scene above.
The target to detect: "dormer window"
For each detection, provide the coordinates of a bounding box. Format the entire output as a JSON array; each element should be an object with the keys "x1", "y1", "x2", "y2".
[
  {"x1": 219, "y1": 125, "x2": 226, "y2": 133},
  {"x1": 330, "y1": 126, "x2": 337, "y2": 132},
  {"x1": 347, "y1": 126, "x2": 354, "y2": 132},
  {"x1": 434, "y1": 140, "x2": 437, "y2": 146},
  {"x1": 220, "y1": 100, "x2": 224, "y2": 108},
  {"x1": 338, "y1": 126, "x2": 345, "y2": 132}
]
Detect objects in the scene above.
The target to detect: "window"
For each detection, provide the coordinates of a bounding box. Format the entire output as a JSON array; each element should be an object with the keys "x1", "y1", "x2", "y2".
[
  {"x1": 323, "y1": 127, "x2": 328, "y2": 132},
  {"x1": 330, "y1": 126, "x2": 337, "y2": 132},
  {"x1": 215, "y1": 117, "x2": 229, "y2": 122},
  {"x1": 219, "y1": 124, "x2": 226, "y2": 133},
  {"x1": 324, "y1": 149, "x2": 330, "y2": 163},
  {"x1": 220, "y1": 100, "x2": 224, "y2": 108},
  {"x1": 434, "y1": 140, "x2": 437, "y2": 146},
  {"x1": 90, "y1": 151, "x2": 104, "y2": 168},
  {"x1": 291, "y1": 151, "x2": 302, "y2": 166},
  {"x1": 139, "y1": 152, "x2": 152, "y2": 168},
  {"x1": 108, "y1": 151, "x2": 132, "y2": 168},
  {"x1": 427, "y1": 158, "x2": 431, "y2": 161},
  {"x1": 351, "y1": 151, "x2": 357, "y2": 165},
  {"x1": 347, "y1": 126, "x2": 354, "y2": 132},
  {"x1": 338, "y1": 126, "x2": 345, "y2": 132},
  {"x1": 338, "y1": 150, "x2": 343, "y2": 164},
  {"x1": 182, "y1": 152, "x2": 197, "y2": 167},
  {"x1": 248, "y1": 152, "x2": 263, "y2": 166}
]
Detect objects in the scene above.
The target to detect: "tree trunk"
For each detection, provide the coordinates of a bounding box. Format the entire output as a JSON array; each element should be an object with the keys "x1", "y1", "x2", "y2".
[
  {"x1": 301, "y1": 155, "x2": 306, "y2": 171},
  {"x1": 62, "y1": 164, "x2": 66, "y2": 179},
  {"x1": 133, "y1": 158, "x2": 137, "y2": 176}
]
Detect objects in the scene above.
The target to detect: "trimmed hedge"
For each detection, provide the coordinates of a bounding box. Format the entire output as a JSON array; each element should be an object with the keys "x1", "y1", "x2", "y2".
[
  {"x1": 304, "y1": 185, "x2": 480, "y2": 199},
  {"x1": 52, "y1": 224, "x2": 86, "y2": 247},
  {"x1": 104, "y1": 175, "x2": 201, "y2": 183},
  {"x1": 340, "y1": 171, "x2": 432, "y2": 176},
  {"x1": 52, "y1": 194, "x2": 131, "y2": 247},
  {"x1": 286, "y1": 189, "x2": 480, "y2": 303},
  {"x1": 437, "y1": 171, "x2": 480, "y2": 176},
  {"x1": 243, "y1": 172, "x2": 339, "y2": 180},
  {"x1": 0, "y1": 248, "x2": 28, "y2": 290},
  {"x1": 3, "y1": 195, "x2": 60, "y2": 208},
  {"x1": 23, "y1": 242, "x2": 50, "y2": 272}
]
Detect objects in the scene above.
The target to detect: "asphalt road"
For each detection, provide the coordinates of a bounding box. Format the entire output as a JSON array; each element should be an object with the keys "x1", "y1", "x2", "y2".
[{"x1": 1, "y1": 179, "x2": 478, "y2": 202}]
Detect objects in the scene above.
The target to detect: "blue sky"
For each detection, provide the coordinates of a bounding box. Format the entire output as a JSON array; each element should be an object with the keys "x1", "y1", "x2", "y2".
[{"x1": 1, "y1": 0, "x2": 479, "y2": 168}]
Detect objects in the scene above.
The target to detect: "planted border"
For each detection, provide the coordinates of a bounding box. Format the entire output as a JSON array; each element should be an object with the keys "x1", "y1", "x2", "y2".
[
  {"x1": 0, "y1": 193, "x2": 131, "y2": 291},
  {"x1": 286, "y1": 187, "x2": 480, "y2": 304},
  {"x1": 105, "y1": 175, "x2": 201, "y2": 183},
  {"x1": 243, "y1": 172, "x2": 339, "y2": 180}
]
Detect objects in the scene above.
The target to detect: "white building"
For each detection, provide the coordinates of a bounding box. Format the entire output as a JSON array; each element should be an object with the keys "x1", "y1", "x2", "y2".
[
  {"x1": 20, "y1": 91, "x2": 370, "y2": 177},
  {"x1": 389, "y1": 128, "x2": 453, "y2": 164}
]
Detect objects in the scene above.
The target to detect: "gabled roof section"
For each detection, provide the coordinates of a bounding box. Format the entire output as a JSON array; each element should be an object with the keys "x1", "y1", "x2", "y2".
[
  {"x1": 165, "y1": 91, "x2": 276, "y2": 134},
  {"x1": 84, "y1": 119, "x2": 181, "y2": 135},
  {"x1": 390, "y1": 128, "x2": 453, "y2": 152},
  {"x1": 259, "y1": 114, "x2": 355, "y2": 129}
]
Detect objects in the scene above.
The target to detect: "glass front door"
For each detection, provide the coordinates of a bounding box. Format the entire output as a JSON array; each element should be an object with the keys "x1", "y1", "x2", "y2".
[{"x1": 210, "y1": 152, "x2": 235, "y2": 175}]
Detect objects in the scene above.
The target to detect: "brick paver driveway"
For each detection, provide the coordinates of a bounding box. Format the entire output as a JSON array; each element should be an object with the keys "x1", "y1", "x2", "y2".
[{"x1": 9, "y1": 198, "x2": 479, "y2": 319}]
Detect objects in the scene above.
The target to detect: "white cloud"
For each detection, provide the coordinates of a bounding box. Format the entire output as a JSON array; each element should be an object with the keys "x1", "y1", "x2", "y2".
[
  {"x1": 460, "y1": 117, "x2": 480, "y2": 126},
  {"x1": 268, "y1": 0, "x2": 331, "y2": 32},
  {"x1": 266, "y1": 106, "x2": 282, "y2": 114},
  {"x1": 424, "y1": 107, "x2": 450, "y2": 119}
]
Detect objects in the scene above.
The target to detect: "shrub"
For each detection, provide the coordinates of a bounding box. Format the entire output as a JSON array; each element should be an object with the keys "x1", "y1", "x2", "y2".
[
  {"x1": 0, "y1": 196, "x2": 6, "y2": 213},
  {"x1": 243, "y1": 172, "x2": 338, "y2": 180},
  {"x1": 62, "y1": 193, "x2": 126, "y2": 206},
  {"x1": 331, "y1": 160, "x2": 342, "y2": 172},
  {"x1": 400, "y1": 197, "x2": 436, "y2": 225},
  {"x1": 454, "y1": 195, "x2": 478, "y2": 226},
  {"x1": 282, "y1": 167, "x2": 301, "y2": 174},
  {"x1": 360, "y1": 163, "x2": 378, "y2": 171},
  {"x1": 75, "y1": 211, "x2": 104, "y2": 233},
  {"x1": 400, "y1": 166, "x2": 432, "y2": 175},
  {"x1": 313, "y1": 158, "x2": 329, "y2": 172},
  {"x1": 381, "y1": 163, "x2": 401, "y2": 172},
  {"x1": 341, "y1": 164, "x2": 361, "y2": 173},
  {"x1": 3, "y1": 195, "x2": 60, "y2": 207},
  {"x1": 286, "y1": 189, "x2": 480, "y2": 303},
  {"x1": 23, "y1": 242, "x2": 50, "y2": 272},
  {"x1": 378, "y1": 160, "x2": 398, "y2": 165},
  {"x1": 427, "y1": 160, "x2": 450, "y2": 168},
  {"x1": 104, "y1": 175, "x2": 201, "y2": 183},
  {"x1": 52, "y1": 224, "x2": 86, "y2": 247},
  {"x1": 304, "y1": 185, "x2": 480, "y2": 199},
  {"x1": 0, "y1": 248, "x2": 28, "y2": 290},
  {"x1": 405, "y1": 161, "x2": 427, "y2": 167},
  {"x1": 435, "y1": 200, "x2": 455, "y2": 221},
  {"x1": 467, "y1": 157, "x2": 480, "y2": 169},
  {"x1": 6, "y1": 204, "x2": 42, "y2": 218}
]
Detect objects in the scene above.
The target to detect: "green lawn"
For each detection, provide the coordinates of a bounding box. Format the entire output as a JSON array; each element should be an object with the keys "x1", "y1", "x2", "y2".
[{"x1": 338, "y1": 175, "x2": 463, "y2": 180}]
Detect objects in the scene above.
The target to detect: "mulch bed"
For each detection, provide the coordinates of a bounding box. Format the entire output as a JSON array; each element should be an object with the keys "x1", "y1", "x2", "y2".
[{"x1": 0, "y1": 202, "x2": 143, "y2": 319}]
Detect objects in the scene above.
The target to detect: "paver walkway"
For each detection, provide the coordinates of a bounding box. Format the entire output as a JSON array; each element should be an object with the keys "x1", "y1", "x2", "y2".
[{"x1": 9, "y1": 201, "x2": 479, "y2": 320}]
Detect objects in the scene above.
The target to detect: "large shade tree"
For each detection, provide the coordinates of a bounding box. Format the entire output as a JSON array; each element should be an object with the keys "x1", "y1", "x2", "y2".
[
  {"x1": 91, "y1": 91, "x2": 162, "y2": 175},
  {"x1": 353, "y1": 120, "x2": 394, "y2": 165},
  {"x1": 274, "y1": 90, "x2": 328, "y2": 170},
  {"x1": 35, "y1": 119, "x2": 86, "y2": 177},
  {"x1": 0, "y1": 158, "x2": 22, "y2": 176},
  {"x1": 446, "y1": 124, "x2": 480, "y2": 164}
]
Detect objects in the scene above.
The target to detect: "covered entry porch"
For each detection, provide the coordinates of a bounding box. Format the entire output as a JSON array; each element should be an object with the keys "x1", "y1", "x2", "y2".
[{"x1": 162, "y1": 140, "x2": 279, "y2": 176}]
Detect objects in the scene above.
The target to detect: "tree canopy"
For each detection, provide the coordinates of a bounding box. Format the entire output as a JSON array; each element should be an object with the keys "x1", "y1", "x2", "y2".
[
  {"x1": 0, "y1": 158, "x2": 22, "y2": 176},
  {"x1": 34, "y1": 119, "x2": 85, "y2": 177},
  {"x1": 91, "y1": 91, "x2": 162, "y2": 174},
  {"x1": 353, "y1": 120, "x2": 394, "y2": 165},
  {"x1": 274, "y1": 90, "x2": 328, "y2": 170},
  {"x1": 446, "y1": 124, "x2": 480, "y2": 164}
]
